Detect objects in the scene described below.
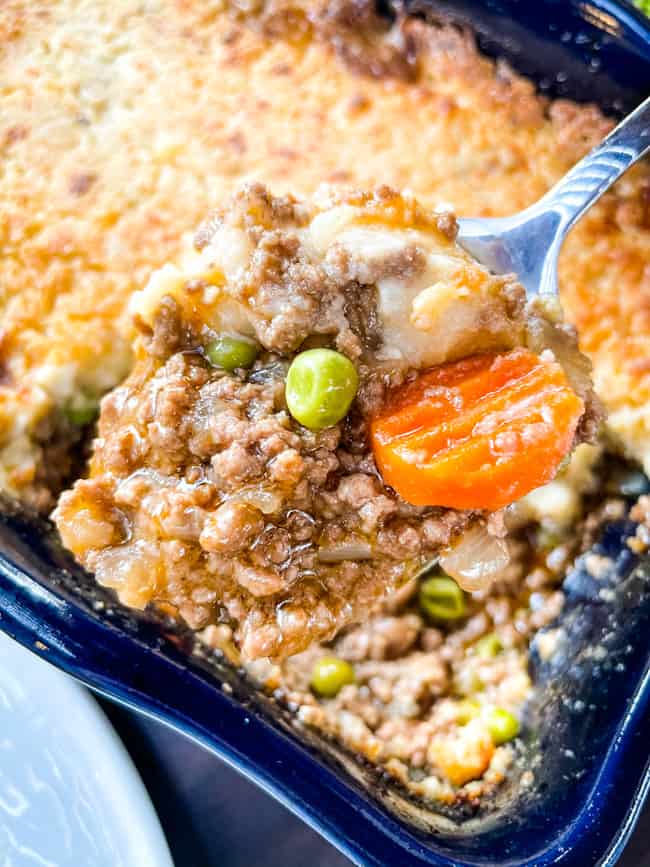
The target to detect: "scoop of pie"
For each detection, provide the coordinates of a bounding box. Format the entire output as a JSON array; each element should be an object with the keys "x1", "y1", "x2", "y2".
[{"x1": 53, "y1": 184, "x2": 598, "y2": 659}]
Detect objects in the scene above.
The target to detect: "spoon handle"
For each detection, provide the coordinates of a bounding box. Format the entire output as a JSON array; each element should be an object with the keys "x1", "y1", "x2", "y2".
[{"x1": 536, "y1": 95, "x2": 650, "y2": 232}]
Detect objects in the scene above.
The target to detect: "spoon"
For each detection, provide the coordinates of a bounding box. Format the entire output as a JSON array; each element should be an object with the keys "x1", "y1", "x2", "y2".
[{"x1": 457, "y1": 95, "x2": 650, "y2": 296}]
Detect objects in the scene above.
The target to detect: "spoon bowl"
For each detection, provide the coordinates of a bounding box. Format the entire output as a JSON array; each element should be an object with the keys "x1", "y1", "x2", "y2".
[{"x1": 458, "y1": 95, "x2": 650, "y2": 295}]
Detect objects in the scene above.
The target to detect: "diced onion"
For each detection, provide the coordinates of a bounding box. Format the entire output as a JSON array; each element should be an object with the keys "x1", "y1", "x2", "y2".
[
  {"x1": 228, "y1": 486, "x2": 283, "y2": 515},
  {"x1": 527, "y1": 316, "x2": 592, "y2": 402},
  {"x1": 318, "y1": 543, "x2": 373, "y2": 563},
  {"x1": 439, "y1": 524, "x2": 511, "y2": 591}
]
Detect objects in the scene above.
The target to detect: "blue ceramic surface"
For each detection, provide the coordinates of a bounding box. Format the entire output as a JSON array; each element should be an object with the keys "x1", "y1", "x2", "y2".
[{"x1": 0, "y1": 3, "x2": 649, "y2": 865}]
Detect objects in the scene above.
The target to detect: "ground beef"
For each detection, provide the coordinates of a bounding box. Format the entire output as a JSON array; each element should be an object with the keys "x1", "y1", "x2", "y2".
[
  {"x1": 56, "y1": 345, "x2": 470, "y2": 659},
  {"x1": 240, "y1": 482, "x2": 632, "y2": 803},
  {"x1": 53, "y1": 183, "x2": 596, "y2": 661},
  {"x1": 309, "y1": 0, "x2": 420, "y2": 81},
  {"x1": 21, "y1": 410, "x2": 95, "y2": 513}
]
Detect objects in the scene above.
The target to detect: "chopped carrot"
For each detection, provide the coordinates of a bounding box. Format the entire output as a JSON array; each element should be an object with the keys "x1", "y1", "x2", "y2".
[{"x1": 370, "y1": 348, "x2": 584, "y2": 511}]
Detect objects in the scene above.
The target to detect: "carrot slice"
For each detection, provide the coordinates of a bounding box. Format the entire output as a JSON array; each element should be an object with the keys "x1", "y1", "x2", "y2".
[{"x1": 370, "y1": 348, "x2": 584, "y2": 511}]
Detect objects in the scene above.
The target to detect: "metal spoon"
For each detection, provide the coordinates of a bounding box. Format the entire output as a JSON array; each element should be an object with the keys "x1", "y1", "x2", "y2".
[{"x1": 457, "y1": 95, "x2": 650, "y2": 296}]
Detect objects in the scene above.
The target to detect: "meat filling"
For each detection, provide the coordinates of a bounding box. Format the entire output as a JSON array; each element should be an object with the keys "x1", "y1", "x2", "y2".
[{"x1": 53, "y1": 184, "x2": 599, "y2": 659}]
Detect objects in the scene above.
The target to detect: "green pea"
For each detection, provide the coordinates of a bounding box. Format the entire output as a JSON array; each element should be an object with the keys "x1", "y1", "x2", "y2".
[
  {"x1": 455, "y1": 699, "x2": 481, "y2": 725},
  {"x1": 485, "y1": 707, "x2": 520, "y2": 744},
  {"x1": 285, "y1": 349, "x2": 358, "y2": 430},
  {"x1": 419, "y1": 575, "x2": 466, "y2": 622},
  {"x1": 474, "y1": 633, "x2": 503, "y2": 658},
  {"x1": 311, "y1": 656, "x2": 355, "y2": 698},
  {"x1": 635, "y1": 0, "x2": 650, "y2": 15},
  {"x1": 205, "y1": 335, "x2": 258, "y2": 371},
  {"x1": 453, "y1": 668, "x2": 485, "y2": 698},
  {"x1": 64, "y1": 398, "x2": 99, "y2": 427}
]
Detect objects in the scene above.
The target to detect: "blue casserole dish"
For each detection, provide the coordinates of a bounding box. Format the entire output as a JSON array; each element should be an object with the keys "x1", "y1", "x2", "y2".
[{"x1": 1, "y1": 2, "x2": 650, "y2": 864}]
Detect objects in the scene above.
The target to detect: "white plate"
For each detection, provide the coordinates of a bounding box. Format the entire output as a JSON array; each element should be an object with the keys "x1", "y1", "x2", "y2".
[{"x1": 0, "y1": 632, "x2": 174, "y2": 867}]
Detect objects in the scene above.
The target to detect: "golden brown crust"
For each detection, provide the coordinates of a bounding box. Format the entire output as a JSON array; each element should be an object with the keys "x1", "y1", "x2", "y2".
[{"x1": 1, "y1": 0, "x2": 649, "y2": 505}]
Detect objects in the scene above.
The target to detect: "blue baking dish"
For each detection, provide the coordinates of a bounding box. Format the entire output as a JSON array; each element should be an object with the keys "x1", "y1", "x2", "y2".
[{"x1": 1, "y1": 2, "x2": 650, "y2": 864}]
